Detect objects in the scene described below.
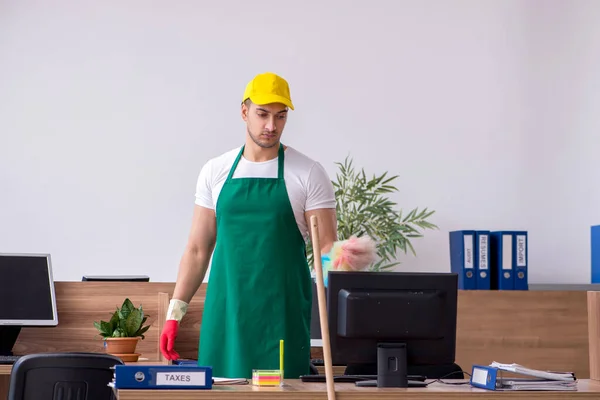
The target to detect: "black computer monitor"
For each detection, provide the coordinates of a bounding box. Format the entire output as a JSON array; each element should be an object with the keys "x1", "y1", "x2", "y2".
[
  {"x1": 326, "y1": 271, "x2": 459, "y2": 387},
  {"x1": 0, "y1": 253, "x2": 59, "y2": 356},
  {"x1": 82, "y1": 275, "x2": 150, "y2": 282}
]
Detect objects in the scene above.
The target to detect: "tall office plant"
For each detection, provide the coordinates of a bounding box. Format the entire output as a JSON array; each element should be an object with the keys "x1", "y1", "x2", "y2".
[{"x1": 306, "y1": 156, "x2": 437, "y2": 272}]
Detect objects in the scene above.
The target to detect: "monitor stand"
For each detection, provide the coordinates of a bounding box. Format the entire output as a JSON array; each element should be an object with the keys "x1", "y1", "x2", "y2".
[
  {"x1": 0, "y1": 326, "x2": 22, "y2": 356},
  {"x1": 349, "y1": 342, "x2": 427, "y2": 388}
]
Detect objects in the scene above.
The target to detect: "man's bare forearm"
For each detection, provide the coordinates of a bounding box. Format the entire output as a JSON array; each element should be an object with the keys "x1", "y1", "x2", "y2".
[{"x1": 172, "y1": 247, "x2": 211, "y2": 304}]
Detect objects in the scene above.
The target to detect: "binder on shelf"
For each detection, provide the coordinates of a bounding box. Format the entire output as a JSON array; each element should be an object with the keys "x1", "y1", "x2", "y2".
[
  {"x1": 512, "y1": 231, "x2": 528, "y2": 290},
  {"x1": 490, "y1": 231, "x2": 514, "y2": 290},
  {"x1": 592, "y1": 226, "x2": 600, "y2": 283},
  {"x1": 474, "y1": 230, "x2": 491, "y2": 290},
  {"x1": 111, "y1": 364, "x2": 213, "y2": 390},
  {"x1": 449, "y1": 230, "x2": 477, "y2": 290}
]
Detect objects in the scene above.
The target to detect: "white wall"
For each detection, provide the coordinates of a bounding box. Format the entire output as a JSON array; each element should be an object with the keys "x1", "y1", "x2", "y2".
[
  {"x1": 0, "y1": 0, "x2": 597, "y2": 283},
  {"x1": 523, "y1": 0, "x2": 600, "y2": 283}
]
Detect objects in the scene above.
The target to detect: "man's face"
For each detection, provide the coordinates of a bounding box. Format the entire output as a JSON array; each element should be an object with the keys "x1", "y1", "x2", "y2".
[{"x1": 242, "y1": 101, "x2": 288, "y2": 148}]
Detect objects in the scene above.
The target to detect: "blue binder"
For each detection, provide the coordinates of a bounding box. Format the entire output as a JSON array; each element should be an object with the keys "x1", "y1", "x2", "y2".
[
  {"x1": 470, "y1": 365, "x2": 499, "y2": 390},
  {"x1": 474, "y1": 230, "x2": 491, "y2": 290},
  {"x1": 490, "y1": 231, "x2": 514, "y2": 290},
  {"x1": 449, "y1": 230, "x2": 476, "y2": 290},
  {"x1": 112, "y1": 364, "x2": 213, "y2": 389},
  {"x1": 512, "y1": 231, "x2": 528, "y2": 290},
  {"x1": 592, "y1": 226, "x2": 600, "y2": 283}
]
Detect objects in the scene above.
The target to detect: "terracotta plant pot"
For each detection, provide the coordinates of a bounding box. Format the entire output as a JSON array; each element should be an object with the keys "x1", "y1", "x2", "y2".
[{"x1": 104, "y1": 337, "x2": 140, "y2": 355}]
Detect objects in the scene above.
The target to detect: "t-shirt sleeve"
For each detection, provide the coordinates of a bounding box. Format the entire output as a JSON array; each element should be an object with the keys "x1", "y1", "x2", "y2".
[
  {"x1": 195, "y1": 161, "x2": 214, "y2": 209},
  {"x1": 305, "y1": 162, "x2": 337, "y2": 211}
]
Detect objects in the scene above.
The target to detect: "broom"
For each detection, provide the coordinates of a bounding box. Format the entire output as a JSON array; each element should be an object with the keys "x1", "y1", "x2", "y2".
[{"x1": 310, "y1": 215, "x2": 336, "y2": 400}]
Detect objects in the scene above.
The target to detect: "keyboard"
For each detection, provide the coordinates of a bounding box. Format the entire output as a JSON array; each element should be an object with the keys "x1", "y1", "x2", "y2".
[
  {"x1": 0, "y1": 355, "x2": 21, "y2": 364},
  {"x1": 300, "y1": 374, "x2": 427, "y2": 383}
]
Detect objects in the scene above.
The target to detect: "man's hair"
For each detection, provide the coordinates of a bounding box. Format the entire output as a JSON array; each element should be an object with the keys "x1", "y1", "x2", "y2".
[{"x1": 242, "y1": 98, "x2": 289, "y2": 112}]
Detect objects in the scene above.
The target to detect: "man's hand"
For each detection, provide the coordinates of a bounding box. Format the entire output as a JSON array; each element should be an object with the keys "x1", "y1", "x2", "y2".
[{"x1": 160, "y1": 320, "x2": 180, "y2": 360}]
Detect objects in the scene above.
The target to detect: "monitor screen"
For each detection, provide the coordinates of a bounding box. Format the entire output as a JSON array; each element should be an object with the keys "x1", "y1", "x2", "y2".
[{"x1": 0, "y1": 253, "x2": 58, "y2": 325}]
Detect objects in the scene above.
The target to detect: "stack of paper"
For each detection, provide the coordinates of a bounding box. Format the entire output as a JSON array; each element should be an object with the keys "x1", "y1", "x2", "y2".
[
  {"x1": 490, "y1": 362, "x2": 577, "y2": 391},
  {"x1": 497, "y1": 379, "x2": 577, "y2": 391},
  {"x1": 213, "y1": 377, "x2": 248, "y2": 385}
]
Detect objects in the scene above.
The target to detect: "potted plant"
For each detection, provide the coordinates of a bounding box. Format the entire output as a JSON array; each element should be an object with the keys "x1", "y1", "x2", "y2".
[
  {"x1": 307, "y1": 156, "x2": 438, "y2": 272},
  {"x1": 306, "y1": 156, "x2": 438, "y2": 338},
  {"x1": 93, "y1": 298, "x2": 151, "y2": 361}
]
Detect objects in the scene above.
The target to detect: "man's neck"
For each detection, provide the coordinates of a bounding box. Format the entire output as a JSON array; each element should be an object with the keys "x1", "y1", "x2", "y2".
[{"x1": 243, "y1": 140, "x2": 285, "y2": 162}]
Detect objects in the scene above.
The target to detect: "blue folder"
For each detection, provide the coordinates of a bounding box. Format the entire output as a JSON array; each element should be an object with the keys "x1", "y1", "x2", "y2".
[
  {"x1": 449, "y1": 230, "x2": 477, "y2": 290},
  {"x1": 490, "y1": 231, "x2": 514, "y2": 290},
  {"x1": 474, "y1": 230, "x2": 491, "y2": 290},
  {"x1": 470, "y1": 365, "x2": 500, "y2": 390},
  {"x1": 112, "y1": 364, "x2": 213, "y2": 389},
  {"x1": 592, "y1": 226, "x2": 600, "y2": 283},
  {"x1": 512, "y1": 231, "x2": 528, "y2": 290}
]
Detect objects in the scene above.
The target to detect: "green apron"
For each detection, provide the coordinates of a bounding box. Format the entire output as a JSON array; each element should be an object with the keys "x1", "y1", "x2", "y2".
[{"x1": 198, "y1": 143, "x2": 312, "y2": 379}]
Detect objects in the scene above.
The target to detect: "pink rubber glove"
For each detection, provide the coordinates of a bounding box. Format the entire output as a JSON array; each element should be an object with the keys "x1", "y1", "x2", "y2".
[{"x1": 160, "y1": 320, "x2": 180, "y2": 360}]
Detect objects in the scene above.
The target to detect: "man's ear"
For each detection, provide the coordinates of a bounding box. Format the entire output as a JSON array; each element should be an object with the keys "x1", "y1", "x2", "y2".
[{"x1": 241, "y1": 101, "x2": 251, "y2": 121}]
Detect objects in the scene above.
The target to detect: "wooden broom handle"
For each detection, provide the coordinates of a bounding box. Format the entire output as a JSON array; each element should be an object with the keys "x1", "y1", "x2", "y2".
[{"x1": 310, "y1": 215, "x2": 336, "y2": 400}]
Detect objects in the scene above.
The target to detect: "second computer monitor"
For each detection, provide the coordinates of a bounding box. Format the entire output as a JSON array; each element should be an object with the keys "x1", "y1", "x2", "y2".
[
  {"x1": 0, "y1": 253, "x2": 58, "y2": 356},
  {"x1": 0, "y1": 253, "x2": 58, "y2": 326},
  {"x1": 82, "y1": 275, "x2": 150, "y2": 282},
  {"x1": 327, "y1": 271, "x2": 458, "y2": 371}
]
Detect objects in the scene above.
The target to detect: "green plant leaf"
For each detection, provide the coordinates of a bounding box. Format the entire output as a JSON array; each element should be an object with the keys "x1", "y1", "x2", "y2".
[
  {"x1": 98, "y1": 320, "x2": 110, "y2": 333},
  {"x1": 120, "y1": 298, "x2": 135, "y2": 319},
  {"x1": 93, "y1": 321, "x2": 111, "y2": 338},
  {"x1": 125, "y1": 308, "x2": 143, "y2": 337},
  {"x1": 108, "y1": 310, "x2": 119, "y2": 332},
  {"x1": 135, "y1": 325, "x2": 151, "y2": 340}
]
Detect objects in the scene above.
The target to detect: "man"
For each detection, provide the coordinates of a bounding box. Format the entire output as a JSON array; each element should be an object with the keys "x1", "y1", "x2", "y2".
[{"x1": 159, "y1": 72, "x2": 338, "y2": 379}]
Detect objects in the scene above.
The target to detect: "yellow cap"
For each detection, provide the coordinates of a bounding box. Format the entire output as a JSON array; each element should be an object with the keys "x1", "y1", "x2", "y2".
[{"x1": 242, "y1": 72, "x2": 294, "y2": 110}]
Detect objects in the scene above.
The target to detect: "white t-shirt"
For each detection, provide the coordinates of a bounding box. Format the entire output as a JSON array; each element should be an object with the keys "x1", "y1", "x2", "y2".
[{"x1": 195, "y1": 145, "x2": 336, "y2": 241}]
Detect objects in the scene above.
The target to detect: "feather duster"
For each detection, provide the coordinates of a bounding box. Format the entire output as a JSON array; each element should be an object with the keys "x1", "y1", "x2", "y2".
[{"x1": 321, "y1": 235, "x2": 377, "y2": 287}]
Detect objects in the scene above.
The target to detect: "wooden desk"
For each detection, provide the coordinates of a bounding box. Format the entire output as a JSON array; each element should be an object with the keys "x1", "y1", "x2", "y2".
[{"x1": 116, "y1": 379, "x2": 600, "y2": 399}]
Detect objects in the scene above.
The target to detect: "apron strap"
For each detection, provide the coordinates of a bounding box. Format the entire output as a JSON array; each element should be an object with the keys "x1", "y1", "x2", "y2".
[
  {"x1": 277, "y1": 143, "x2": 285, "y2": 180},
  {"x1": 225, "y1": 146, "x2": 245, "y2": 182}
]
